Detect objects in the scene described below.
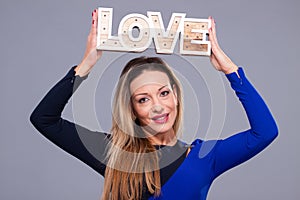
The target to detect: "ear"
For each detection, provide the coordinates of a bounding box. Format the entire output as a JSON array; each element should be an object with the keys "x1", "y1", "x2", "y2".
[{"x1": 131, "y1": 111, "x2": 137, "y2": 121}]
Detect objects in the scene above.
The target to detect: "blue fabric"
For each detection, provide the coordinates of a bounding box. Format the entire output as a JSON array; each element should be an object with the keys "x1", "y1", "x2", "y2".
[
  {"x1": 148, "y1": 67, "x2": 278, "y2": 199},
  {"x1": 30, "y1": 66, "x2": 278, "y2": 200}
]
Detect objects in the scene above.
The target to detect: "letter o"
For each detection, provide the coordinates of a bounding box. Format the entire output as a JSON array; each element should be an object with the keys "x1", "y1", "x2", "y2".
[{"x1": 118, "y1": 14, "x2": 152, "y2": 52}]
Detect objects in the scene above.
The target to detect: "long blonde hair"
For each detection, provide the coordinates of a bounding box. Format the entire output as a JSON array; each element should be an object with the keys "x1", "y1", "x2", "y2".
[{"x1": 101, "y1": 57, "x2": 184, "y2": 200}]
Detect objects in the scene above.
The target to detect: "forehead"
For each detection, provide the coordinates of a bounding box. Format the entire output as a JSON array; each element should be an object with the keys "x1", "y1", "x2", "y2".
[{"x1": 130, "y1": 71, "x2": 170, "y2": 94}]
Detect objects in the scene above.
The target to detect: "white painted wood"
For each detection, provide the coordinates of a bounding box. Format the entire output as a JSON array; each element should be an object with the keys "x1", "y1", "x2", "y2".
[
  {"x1": 97, "y1": 7, "x2": 124, "y2": 51},
  {"x1": 147, "y1": 12, "x2": 186, "y2": 54},
  {"x1": 96, "y1": 7, "x2": 211, "y2": 56},
  {"x1": 180, "y1": 18, "x2": 211, "y2": 56},
  {"x1": 118, "y1": 13, "x2": 153, "y2": 52}
]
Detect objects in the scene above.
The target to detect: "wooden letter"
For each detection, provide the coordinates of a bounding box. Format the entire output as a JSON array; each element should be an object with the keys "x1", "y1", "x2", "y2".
[
  {"x1": 147, "y1": 12, "x2": 186, "y2": 54},
  {"x1": 180, "y1": 18, "x2": 211, "y2": 56},
  {"x1": 97, "y1": 7, "x2": 152, "y2": 52},
  {"x1": 97, "y1": 7, "x2": 124, "y2": 51},
  {"x1": 118, "y1": 13, "x2": 152, "y2": 52},
  {"x1": 96, "y1": 7, "x2": 212, "y2": 56}
]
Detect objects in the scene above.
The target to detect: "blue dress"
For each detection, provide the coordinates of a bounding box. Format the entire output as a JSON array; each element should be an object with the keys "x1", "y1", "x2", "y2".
[
  {"x1": 30, "y1": 66, "x2": 278, "y2": 200},
  {"x1": 149, "y1": 67, "x2": 278, "y2": 199}
]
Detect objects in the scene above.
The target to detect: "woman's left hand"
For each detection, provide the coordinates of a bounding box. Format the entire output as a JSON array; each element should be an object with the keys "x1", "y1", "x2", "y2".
[{"x1": 208, "y1": 16, "x2": 238, "y2": 75}]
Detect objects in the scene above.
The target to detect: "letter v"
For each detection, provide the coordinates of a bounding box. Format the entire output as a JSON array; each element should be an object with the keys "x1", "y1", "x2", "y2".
[{"x1": 147, "y1": 12, "x2": 186, "y2": 54}]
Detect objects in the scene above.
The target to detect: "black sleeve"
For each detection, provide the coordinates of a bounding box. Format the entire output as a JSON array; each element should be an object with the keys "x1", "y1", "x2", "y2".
[{"x1": 30, "y1": 66, "x2": 109, "y2": 176}]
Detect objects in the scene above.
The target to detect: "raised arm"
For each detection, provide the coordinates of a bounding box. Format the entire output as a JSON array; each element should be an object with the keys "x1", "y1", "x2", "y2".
[
  {"x1": 207, "y1": 17, "x2": 278, "y2": 177},
  {"x1": 30, "y1": 9, "x2": 108, "y2": 175},
  {"x1": 212, "y1": 67, "x2": 278, "y2": 177},
  {"x1": 75, "y1": 9, "x2": 102, "y2": 77}
]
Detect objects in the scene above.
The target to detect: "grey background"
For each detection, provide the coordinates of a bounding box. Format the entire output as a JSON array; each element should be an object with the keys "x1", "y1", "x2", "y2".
[{"x1": 0, "y1": 0, "x2": 299, "y2": 199}]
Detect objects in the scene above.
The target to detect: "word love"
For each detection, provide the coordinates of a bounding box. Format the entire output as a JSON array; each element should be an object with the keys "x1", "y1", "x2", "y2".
[{"x1": 97, "y1": 7, "x2": 211, "y2": 56}]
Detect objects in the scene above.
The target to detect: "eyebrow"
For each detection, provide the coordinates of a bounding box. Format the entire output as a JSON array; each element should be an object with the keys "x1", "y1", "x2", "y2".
[{"x1": 133, "y1": 85, "x2": 168, "y2": 98}]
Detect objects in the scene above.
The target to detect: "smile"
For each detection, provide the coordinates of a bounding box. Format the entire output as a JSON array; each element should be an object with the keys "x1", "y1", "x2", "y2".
[{"x1": 151, "y1": 113, "x2": 169, "y2": 124}]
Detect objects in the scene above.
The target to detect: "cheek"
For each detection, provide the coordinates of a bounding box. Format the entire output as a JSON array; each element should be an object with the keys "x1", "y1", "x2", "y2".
[
  {"x1": 167, "y1": 97, "x2": 178, "y2": 120},
  {"x1": 133, "y1": 104, "x2": 151, "y2": 121},
  {"x1": 165, "y1": 95, "x2": 177, "y2": 110},
  {"x1": 170, "y1": 102, "x2": 178, "y2": 117}
]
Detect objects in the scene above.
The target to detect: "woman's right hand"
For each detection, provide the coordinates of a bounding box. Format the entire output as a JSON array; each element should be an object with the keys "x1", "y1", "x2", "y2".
[{"x1": 75, "y1": 9, "x2": 102, "y2": 77}]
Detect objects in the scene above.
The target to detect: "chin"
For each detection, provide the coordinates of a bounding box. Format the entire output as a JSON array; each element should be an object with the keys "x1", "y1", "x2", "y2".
[{"x1": 145, "y1": 121, "x2": 175, "y2": 135}]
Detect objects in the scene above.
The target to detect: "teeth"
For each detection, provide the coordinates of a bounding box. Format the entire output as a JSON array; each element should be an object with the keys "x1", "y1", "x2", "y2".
[{"x1": 153, "y1": 115, "x2": 167, "y2": 120}]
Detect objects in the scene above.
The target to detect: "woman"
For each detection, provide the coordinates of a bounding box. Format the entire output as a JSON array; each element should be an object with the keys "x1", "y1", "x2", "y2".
[{"x1": 30, "y1": 9, "x2": 278, "y2": 200}]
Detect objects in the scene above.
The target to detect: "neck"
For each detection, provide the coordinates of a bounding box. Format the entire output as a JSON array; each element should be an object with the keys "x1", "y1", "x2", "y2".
[{"x1": 144, "y1": 128, "x2": 177, "y2": 146}]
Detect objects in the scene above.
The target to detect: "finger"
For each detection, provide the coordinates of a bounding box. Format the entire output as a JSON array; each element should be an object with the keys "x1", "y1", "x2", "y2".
[
  {"x1": 92, "y1": 9, "x2": 102, "y2": 56},
  {"x1": 208, "y1": 26, "x2": 218, "y2": 55},
  {"x1": 88, "y1": 9, "x2": 99, "y2": 48},
  {"x1": 89, "y1": 9, "x2": 97, "y2": 36},
  {"x1": 210, "y1": 18, "x2": 219, "y2": 46},
  {"x1": 208, "y1": 19, "x2": 216, "y2": 47},
  {"x1": 209, "y1": 17, "x2": 219, "y2": 50},
  {"x1": 209, "y1": 18, "x2": 225, "y2": 65}
]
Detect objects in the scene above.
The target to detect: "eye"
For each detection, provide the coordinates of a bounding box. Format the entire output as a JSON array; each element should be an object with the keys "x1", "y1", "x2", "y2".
[
  {"x1": 138, "y1": 97, "x2": 149, "y2": 103},
  {"x1": 160, "y1": 90, "x2": 170, "y2": 97}
]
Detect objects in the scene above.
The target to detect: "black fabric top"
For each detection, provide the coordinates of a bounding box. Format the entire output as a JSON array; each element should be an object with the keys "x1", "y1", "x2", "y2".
[
  {"x1": 30, "y1": 65, "x2": 278, "y2": 199},
  {"x1": 30, "y1": 66, "x2": 189, "y2": 199}
]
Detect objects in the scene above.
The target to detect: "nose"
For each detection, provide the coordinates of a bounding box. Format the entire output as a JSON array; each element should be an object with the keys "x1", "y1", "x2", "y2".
[
  {"x1": 151, "y1": 104, "x2": 164, "y2": 113},
  {"x1": 151, "y1": 97, "x2": 164, "y2": 113}
]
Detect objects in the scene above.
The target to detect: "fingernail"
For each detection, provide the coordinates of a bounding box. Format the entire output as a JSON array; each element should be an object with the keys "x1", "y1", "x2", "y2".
[
  {"x1": 94, "y1": 9, "x2": 97, "y2": 13},
  {"x1": 92, "y1": 20, "x2": 95, "y2": 24}
]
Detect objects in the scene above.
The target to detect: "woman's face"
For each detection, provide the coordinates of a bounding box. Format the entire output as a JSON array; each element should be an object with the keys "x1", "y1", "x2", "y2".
[{"x1": 130, "y1": 70, "x2": 178, "y2": 137}]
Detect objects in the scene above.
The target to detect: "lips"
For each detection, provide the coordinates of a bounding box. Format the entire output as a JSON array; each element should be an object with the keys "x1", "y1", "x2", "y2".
[{"x1": 151, "y1": 113, "x2": 169, "y2": 124}]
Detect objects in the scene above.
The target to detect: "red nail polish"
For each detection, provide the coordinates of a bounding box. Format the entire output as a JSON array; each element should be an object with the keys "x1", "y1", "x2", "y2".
[{"x1": 92, "y1": 20, "x2": 95, "y2": 24}]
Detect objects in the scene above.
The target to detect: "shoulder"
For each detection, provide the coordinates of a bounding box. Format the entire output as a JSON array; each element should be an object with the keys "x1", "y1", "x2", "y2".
[{"x1": 187, "y1": 139, "x2": 223, "y2": 159}]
